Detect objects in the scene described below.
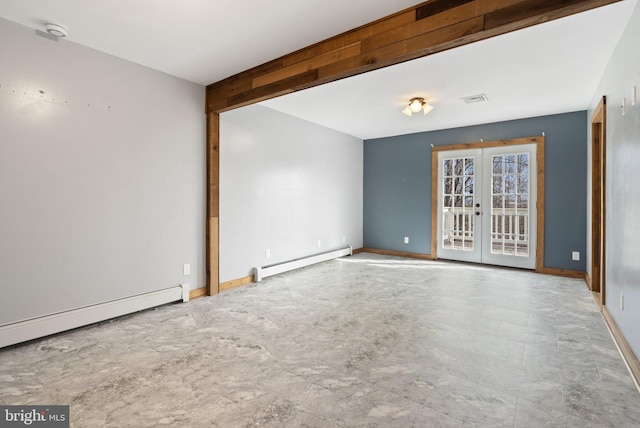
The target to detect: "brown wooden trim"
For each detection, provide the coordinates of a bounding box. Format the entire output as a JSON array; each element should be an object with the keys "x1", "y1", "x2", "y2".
[
  {"x1": 253, "y1": 42, "x2": 361, "y2": 88},
  {"x1": 591, "y1": 96, "x2": 606, "y2": 305},
  {"x1": 189, "y1": 288, "x2": 208, "y2": 300},
  {"x1": 228, "y1": 71, "x2": 318, "y2": 109},
  {"x1": 207, "y1": 113, "x2": 220, "y2": 218},
  {"x1": 416, "y1": 0, "x2": 474, "y2": 21},
  {"x1": 601, "y1": 102, "x2": 607, "y2": 306},
  {"x1": 591, "y1": 118, "x2": 602, "y2": 293},
  {"x1": 280, "y1": 16, "x2": 486, "y2": 98},
  {"x1": 431, "y1": 136, "x2": 542, "y2": 152},
  {"x1": 208, "y1": 217, "x2": 219, "y2": 295},
  {"x1": 540, "y1": 267, "x2": 585, "y2": 280},
  {"x1": 220, "y1": 275, "x2": 254, "y2": 292},
  {"x1": 584, "y1": 273, "x2": 592, "y2": 290},
  {"x1": 352, "y1": 247, "x2": 366, "y2": 255},
  {"x1": 535, "y1": 136, "x2": 545, "y2": 273},
  {"x1": 360, "y1": 247, "x2": 434, "y2": 260},
  {"x1": 206, "y1": 113, "x2": 220, "y2": 296},
  {"x1": 484, "y1": 0, "x2": 622, "y2": 31},
  {"x1": 431, "y1": 148, "x2": 439, "y2": 258},
  {"x1": 474, "y1": 0, "x2": 524, "y2": 14},
  {"x1": 602, "y1": 306, "x2": 640, "y2": 387},
  {"x1": 205, "y1": 0, "x2": 620, "y2": 113},
  {"x1": 362, "y1": 6, "x2": 480, "y2": 55}
]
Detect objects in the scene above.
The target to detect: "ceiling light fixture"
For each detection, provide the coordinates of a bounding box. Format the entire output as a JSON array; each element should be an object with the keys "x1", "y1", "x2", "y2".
[
  {"x1": 402, "y1": 97, "x2": 433, "y2": 116},
  {"x1": 44, "y1": 23, "x2": 68, "y2": 38}
]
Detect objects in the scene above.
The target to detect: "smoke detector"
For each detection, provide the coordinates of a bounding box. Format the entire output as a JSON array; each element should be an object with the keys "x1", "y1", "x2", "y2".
[{"x1": 44, "y1": 23, "x2": 68, "y2": 38}]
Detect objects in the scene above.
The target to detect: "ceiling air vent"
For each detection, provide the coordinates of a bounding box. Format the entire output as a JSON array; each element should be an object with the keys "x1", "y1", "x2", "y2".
[{"x1": 461, "y1": 94, "x2": 489, "y2": 104}]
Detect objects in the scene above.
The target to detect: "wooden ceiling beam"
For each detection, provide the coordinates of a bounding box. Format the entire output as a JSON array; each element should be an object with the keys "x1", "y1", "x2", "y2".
[{"x1": 205, "y1": 0, "x2": 621, "y2": 113}]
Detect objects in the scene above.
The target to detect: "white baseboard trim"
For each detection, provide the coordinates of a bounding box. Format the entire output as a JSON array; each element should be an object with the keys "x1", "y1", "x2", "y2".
[
  {"x1": 0, "y1": 284, "x2": 189, "y2": 348},
  {"x1": 254, "y1": 246, "x2": 352, "y2": 282}
]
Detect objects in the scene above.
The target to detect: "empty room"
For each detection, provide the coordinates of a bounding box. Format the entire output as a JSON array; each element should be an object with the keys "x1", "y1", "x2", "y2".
[{"x1": 1, "y1": 0, "x2": 639, "y2": 426}]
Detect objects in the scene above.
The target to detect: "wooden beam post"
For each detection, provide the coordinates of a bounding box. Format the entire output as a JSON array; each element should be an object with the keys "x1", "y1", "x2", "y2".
[{"x1": 207, "y1": 112, "x2": 220, "y2": 295}]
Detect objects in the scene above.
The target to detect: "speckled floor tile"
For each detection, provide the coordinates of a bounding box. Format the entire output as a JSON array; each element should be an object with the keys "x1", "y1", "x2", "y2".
[{"x1": 1, "y1": 253, "x2": 638, "y2": 427}]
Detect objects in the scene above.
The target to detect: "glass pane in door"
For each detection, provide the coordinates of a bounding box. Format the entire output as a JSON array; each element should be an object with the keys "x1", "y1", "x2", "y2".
[
  {"x1": 442, "y1": 156, "x2": 475, "y2": 251},
  {"x1": 490, "y1": 153, "x2": 529, "y2": 256}
]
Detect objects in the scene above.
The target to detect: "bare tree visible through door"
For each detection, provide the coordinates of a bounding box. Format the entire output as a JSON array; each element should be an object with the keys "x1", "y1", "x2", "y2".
[
  {"x1": 490, "y1": 153, "x2": 530, "y2": 257},
  {"x1": 442, "y1": 156, "x2": 476, "y2": 251},
  {"x1": 436, "y1": 140, "x2": 538, "y2": 270}
]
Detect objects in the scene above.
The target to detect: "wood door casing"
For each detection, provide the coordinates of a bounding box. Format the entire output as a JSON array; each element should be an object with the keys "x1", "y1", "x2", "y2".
[
  {"x1": 591, "y1": 96, "x2": 606, "y2": 305},
  {"x1": 432, "y1": 136, "x2": 545, "y2": 272}
]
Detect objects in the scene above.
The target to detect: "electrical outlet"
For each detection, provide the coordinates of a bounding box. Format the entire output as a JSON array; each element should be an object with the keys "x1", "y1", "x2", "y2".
[
  {"x1": 317, "y1": 240, "x2": 322, "y2": 248},
  {"x1": 404, "y1": 236, "x2": 409, "y2": 244},
  {"x1": 572, "y1": 251, "x2": 580, "y2": 261},
  {"x1": 265, "y1": 249, "x2": 271, "y2": 258},
  {"x1": 633, "y1": 86, "x2": 637, "y2": 106},
  {"x1": 183, "y1": 264, "x2": 191, "y2": 275},
  {"x1": 342, "y1": 236, "x2": 346, "y2": 244},
  {"x1": 621, "y1": 294, "x2": 625, "y2": 311}
]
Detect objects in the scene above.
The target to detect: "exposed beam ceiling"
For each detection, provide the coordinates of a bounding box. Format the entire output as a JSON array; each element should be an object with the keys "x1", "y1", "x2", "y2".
[{"x1": 262, "y1": 0, "x2": 636, "y2": 139}]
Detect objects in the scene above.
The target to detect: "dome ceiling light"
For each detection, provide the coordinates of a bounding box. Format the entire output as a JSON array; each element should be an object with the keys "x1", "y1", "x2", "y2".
[{"x1": 402, "y1": 97, "x2": 433, "y2": 116}]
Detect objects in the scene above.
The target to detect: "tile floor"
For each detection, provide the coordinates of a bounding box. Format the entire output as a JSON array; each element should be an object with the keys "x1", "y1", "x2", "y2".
[{"x1": 1, "y1": 253, "x2": 639, "y2": 427}]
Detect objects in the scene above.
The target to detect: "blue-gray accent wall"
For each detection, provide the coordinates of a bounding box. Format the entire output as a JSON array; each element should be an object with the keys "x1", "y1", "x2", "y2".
[{"x1": 363, "y1": 111, "x2": 588, "y2": 271}]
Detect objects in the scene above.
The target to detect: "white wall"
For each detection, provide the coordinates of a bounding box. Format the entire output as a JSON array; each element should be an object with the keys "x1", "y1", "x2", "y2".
[
  {"x1": 0, "y1": 19, "x2": 205, "y2": 326},
  {"x1": 589, "y1": 1, "x2": 640, "y2": 357},
  {"x1": 220, "y1": 105, "x2": 363, "y2": 282}
]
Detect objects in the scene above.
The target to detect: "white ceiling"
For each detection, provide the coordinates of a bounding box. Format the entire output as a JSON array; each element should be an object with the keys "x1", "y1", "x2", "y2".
[
  {"x1": 0, "y1": 0, "x2": 424, "y2": 86},
  {"x1": 0, "y1": 0, "x2": 636, "y2": 139}
]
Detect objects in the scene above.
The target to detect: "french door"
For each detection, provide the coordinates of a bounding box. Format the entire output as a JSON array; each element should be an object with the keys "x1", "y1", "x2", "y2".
[{"x1": 436, "y1": 144, "x2": 537, "y2": 269}]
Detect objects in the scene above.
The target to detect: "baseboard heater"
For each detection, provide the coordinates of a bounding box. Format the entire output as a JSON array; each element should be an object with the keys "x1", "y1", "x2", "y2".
[
  {"x1": 0, "y1": 284, "x2": 189, "y2": 349},
  {"x1": 254, "y1": 245, "x2": 352, "y2": 282}
]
